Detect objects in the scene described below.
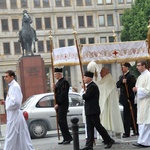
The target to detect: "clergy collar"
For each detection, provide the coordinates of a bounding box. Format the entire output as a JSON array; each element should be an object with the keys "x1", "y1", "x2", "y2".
[
  {"x1": 86, "y1": 81, "x2": 93, "y2": 86},
  {"x1": 124, "y1": 70, "x2": 129, "y2": 75}
]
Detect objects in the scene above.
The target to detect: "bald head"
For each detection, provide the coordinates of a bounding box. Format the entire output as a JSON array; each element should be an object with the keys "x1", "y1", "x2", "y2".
[{"x1": 100, "y1": 67, "x2": 110, "y2": 78}]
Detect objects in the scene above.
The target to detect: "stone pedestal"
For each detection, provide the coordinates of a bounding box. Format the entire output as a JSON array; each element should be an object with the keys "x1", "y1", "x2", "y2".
[{"x1": 17, "y1": 55, "x2": 47, "y2": 103}]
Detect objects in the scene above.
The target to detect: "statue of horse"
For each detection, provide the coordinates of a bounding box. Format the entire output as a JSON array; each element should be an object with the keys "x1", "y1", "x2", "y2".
[{"x1": 19, "y1": 11, "x2": 37, "y2": 56}]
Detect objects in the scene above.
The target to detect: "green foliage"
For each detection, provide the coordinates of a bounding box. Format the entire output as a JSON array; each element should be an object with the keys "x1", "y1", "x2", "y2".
[
  {"x1": 130, "y1": 63, "x2": 140, "y2": 79},
  {"x1": 121, "y1": 0, "x2": 150, "y2": 41}
]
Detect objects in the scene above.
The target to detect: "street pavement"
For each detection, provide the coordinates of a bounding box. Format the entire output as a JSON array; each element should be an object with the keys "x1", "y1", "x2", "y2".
[{"x1": 0, "y1": 124, "x2": 150, "y2": 150}]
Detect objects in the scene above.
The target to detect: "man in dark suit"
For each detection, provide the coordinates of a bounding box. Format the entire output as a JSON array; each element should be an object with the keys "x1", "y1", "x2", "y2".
[
  {"x1": 54, "y1": 67, "x2": 72, "y2": 144},
  {"x1": 80, "y1": 71, "x2": 114, "y2": 150},
  {"x1": 116, "y1": 62, "x2": 137, "y2": 138}
]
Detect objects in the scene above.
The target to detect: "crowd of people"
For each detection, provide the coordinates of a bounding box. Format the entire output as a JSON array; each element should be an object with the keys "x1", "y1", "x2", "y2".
[{"x1": 2, "y1": 60, "x2": 150, "y2": 149}]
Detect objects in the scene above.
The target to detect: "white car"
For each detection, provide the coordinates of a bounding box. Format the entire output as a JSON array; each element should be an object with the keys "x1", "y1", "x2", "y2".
[{"x1": 21, "y1": 92, "x2": 84, "y2": 139}]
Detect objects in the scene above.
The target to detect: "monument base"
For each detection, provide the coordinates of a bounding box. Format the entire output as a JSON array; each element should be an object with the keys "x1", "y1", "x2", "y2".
[{"x1": 17, "y1": 55, "x2": 47, "y2": 103}]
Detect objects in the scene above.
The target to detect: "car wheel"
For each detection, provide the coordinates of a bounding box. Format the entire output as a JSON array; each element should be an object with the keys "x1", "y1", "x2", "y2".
[{"x1": 29, "y1": 121, "x2": 47, "y2": 139}]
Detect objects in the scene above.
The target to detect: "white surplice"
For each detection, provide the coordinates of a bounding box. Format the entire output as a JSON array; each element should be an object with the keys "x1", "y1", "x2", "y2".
[
  {"x1": 96, "y1": 74, "x2": 124, "y2": 134},
  {"x1": 136, "y1": 69, "x2": 150, "y2": 146},
  {"x1": 4, "y1": 80, "x2": 34, "y2": 150}
]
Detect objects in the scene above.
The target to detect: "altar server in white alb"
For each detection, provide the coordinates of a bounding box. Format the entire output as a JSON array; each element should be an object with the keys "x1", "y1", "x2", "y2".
[
  {"x1": 132, "y1": 60, "x2": 150, "y2": 147},
  {"x1": 98, "y1": 67, "x2": 124, "y2": 136},
  {"x1": 3, "y1": 70, "x2": 34, "y2": 150}
]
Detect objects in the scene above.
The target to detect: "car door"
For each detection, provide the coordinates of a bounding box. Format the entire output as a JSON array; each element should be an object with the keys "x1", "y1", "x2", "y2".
[
  {"x1": 35, "y1": 94, "x2": 57, "y2": 130},
  {"x1": 67, "y1": 93, "x2": 84, "y2": 127}
]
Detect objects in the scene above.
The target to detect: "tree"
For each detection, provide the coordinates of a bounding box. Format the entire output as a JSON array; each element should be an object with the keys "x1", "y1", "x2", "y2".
[{"x1": 121, "y1": 0, "x2": 150, "y2": 41}]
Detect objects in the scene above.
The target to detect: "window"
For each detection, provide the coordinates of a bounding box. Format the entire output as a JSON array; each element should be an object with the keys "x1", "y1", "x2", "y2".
[
  {"x1": 21, "y1": 0, "x2": 27, "y2": 8},
  {"x1": 107, "y1": 14, "x2": 113, "y2": 26},
  {"x1": 46, "y1": 40, "x2": 50, "y2": 52},
  {"x1": 76, "y1": 0, "x2": 83, "y2": 6},
  {"x1": 57, "y1": 17, "x2": 63, "y2": 28},
  {"x1": 119, "y1": 14, "x2": 123, "y2": 26},
  {"x1": 99, "y1": 15, "x2": 105, "y2": 26},
  {"x1": 106, "y1": 0, "x2": 112, "y2": 4},
  {"x1": 10, "y1": 0, "x2": 17, "y2": 8},
  {"x1": 78, "y1": 16, "x2": 84, "y2": 27},
  {"x1": 88, "y1": 38, "x2": 94, "y2": 44},
  {"x1": 59, "y1": 39, "x2": 65, "y2": 47},
  {"x1": 14, "y1": 42, "x2": 21, "y2": 54},
  {"x1": 97, "y1": 0, "x2": 103, "y2": 4},
  {"x1": 127, "y1": 0, "x2": 132, "y2": 3},
  {"x1": 12, "y1": 19, "x2": 19, "y2": 30},
  {"x1": 87, "y1": 16, "x2": 93, "y2": 27},
  {"x1": 34, "y1": 0, "x2": 40, "y2": 7},
  {"x1": 66, "y1": 17, "x2": 72, "y2": 28},
  {"x1": 56, "y1": 0, "x2": 62, "y2": 7},
  {"x1": 118, "y1": 0, "x2": 124, "y2": 3},
  {"x1": 45, "y1": 18, "x2": 51, "y2": 29},
  {"x1": 43, "y1": 0, "x2": 49, "y2": 7},
  {"x1": 64, "y1": 0, "x2": 71, "y2": 6},
  {"x1": 109, "y1": 36, "x2": 114, "y2": 43},
  {"x1": 68, "y1": 39, "x2": 74, "y2": 46},
  {"x1": 80, "y1": 38, "x2": 86, "y2": 44},
  {"x1": 36, "y1": 95, "x2": 54, "y2": 107},
  {"x1": 1, "y1": 19, "x2": 8, "y2": 31},
  {"x1": 69, "y1": 94, "x2": 83, "y2": 107},
  {"x1": 36, "y1": 18, "x2": 42, "y2": 29},
  {"x1": 38, "y1": 41, "x2": 44, "y2": 52},
  {"x1": 85, "y1": 0, "x2": 92, "y2": 6},
  {"x1": 100, "y1": 37, "x2": 107, "y2": 43},
  {"x1": 0, "y1": 0, "x2": 6, "y2": 8},
  {"x1": 3, "y1": 43, "x2": 10, "y2": 54}
]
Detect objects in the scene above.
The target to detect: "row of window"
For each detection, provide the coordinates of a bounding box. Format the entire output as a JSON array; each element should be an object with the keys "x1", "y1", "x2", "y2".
[
  {"x1": 2, "y1": 36, "x2": 114, "y2": 55},
  {"x1": 0, "y1": 14, "x2": 123, "y2": 31},
  {"x1": 0, "y1": 0, "x2": 133, "y2": 9}
]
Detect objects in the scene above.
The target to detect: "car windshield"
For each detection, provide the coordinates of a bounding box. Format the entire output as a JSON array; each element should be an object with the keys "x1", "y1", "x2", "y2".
[{"x1": 21, "y1": 95, "x2": 35, "y2": 110}]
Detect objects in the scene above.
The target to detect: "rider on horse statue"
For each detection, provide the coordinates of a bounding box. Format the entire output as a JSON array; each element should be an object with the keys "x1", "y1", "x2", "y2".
[{"x1": 18, "y1": 10, "x2": 38, "y2": 43}]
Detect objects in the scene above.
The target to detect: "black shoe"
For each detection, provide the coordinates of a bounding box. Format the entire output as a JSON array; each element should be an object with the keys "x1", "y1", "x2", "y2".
[
  {"x1": 131, "y1": 133, "x2": 139, "y2": 136},
  {"x1": 105, "y1": 139, "x2": 115, "y2": 149},
  {"x1": 122, "y1": 134, "x2": 130, "y2": 138},
  {"x1": 63, "y1": 138, "x2": 73, "y2": 144},
  {"x1": 102, "y1": 140, "x2": 107, "y2": 145},
  {"x1": 80, "y1": 147, "x2": 93, "y2": 150},
  {"x1": 132, "y1": 143, "x2": 149, "y2": 147},
  {"x1": 35, "y1": 38, "x2": 38, "y2": 41},
  {"x1": 58, "y1": 140, "x2": 64, "y2": 144}
]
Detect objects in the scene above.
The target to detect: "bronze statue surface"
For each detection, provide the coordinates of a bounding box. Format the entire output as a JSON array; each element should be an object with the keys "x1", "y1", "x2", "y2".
[{"x1": 19, "y1": 10, "x2": 38, "y2": 56}]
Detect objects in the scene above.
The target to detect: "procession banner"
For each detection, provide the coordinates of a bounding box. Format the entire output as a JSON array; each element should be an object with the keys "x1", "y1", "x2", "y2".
[{"x1": 53, "y1": 41, "x2": 149, "y2": 66}]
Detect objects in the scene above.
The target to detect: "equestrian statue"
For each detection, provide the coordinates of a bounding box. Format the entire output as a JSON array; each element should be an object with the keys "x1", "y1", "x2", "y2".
[{"x1": 18, "y1": 10, "x2": 38, "y2": 56}]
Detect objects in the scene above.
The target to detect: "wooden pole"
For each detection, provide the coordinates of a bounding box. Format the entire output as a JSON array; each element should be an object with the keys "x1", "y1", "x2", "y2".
[
  {"x1": 49, "y1": 31, "x2": 60, "y2": 140},
  {"x1": 112, "y1": 30, "x2": 137, "y2": 134},
  {"x1": 72, "y1": 25, "x2": 86, "y2": 91},
  {"x1": 120, "y1": 64, "x2": 137, "y2": 134}
]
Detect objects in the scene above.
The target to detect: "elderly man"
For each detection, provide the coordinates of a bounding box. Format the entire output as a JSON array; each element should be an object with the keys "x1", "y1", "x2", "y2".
[
  {"x1": 132, "y1": 60, "x2": 150, "y2": 147},
  {"x1": 97, "y1": 67, "x2": 124, "y2": 136},
  {"x1": 53, "y1": 67, "x2": 73, "y2": 145},
  {"x1": 80, "y1": 71, "x2": 114, "y2": 150}
]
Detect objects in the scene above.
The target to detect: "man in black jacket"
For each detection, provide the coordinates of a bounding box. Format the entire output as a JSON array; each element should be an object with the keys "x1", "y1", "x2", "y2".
[
  {"x1": 116, "y1": 63, "x2": 137, "y2": 138},
  {"x1": 54, "y1": 68, "x2": 72, "y2": 144},
  {"x1": 80, "y1": 71, "x2": 114, "y2": 150}
]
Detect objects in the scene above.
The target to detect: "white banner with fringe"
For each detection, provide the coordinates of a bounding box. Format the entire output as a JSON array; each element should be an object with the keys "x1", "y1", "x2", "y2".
[{"x1": 53, "y1": 41, "x2": 149, "y2": 66}]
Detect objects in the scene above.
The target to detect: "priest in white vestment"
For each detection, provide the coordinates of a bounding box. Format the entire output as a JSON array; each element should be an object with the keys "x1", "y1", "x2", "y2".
[
  {"x1": 97, "y1": 67, "x2": 124, "y2": 136},
  {"x1": 133, "y1": 60, "x2": 150, "y2": 147},
  {"x1": 3, "y1": 70, "x2": 35, "y2": 150}
]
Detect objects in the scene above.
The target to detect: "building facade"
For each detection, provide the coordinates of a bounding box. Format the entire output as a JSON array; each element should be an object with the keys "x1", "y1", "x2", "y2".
[{"x1": 0, "y1": 0, "x2": 133, "y2": 100}]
